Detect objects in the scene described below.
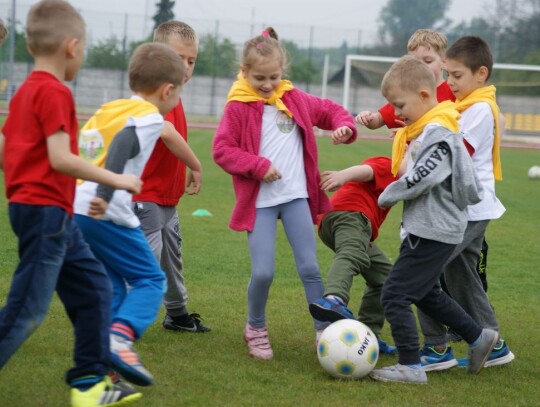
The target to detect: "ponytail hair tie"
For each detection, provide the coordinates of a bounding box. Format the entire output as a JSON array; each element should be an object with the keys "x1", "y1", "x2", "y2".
[{"x1": 261, "y1": 30, "x2": 270, "y2": 37}]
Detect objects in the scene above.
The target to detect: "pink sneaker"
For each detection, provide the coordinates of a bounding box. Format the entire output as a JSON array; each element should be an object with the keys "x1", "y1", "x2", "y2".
[{"x1": 243, "y1": 324, "x2": 273, "y2": 360}]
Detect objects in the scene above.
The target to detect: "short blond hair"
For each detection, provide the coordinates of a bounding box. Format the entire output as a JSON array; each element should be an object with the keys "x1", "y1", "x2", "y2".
[
  {"x1": 0, "y1": 18, "x2": 7, "y2": 45},
  {"x1": 381, "y1": 55, "x2": 436, "y2": 97},
  {"x1": 407, "y1": 29, "x2": 447, "y2": 58},
  {"x1": 153, "y1": 20, "x2": 198, "y2": 45},
  {"x1": 26, "y1": 0, "x2": 85, "y2": 56},
  {"x1": 129, "y1": 43, "x2": 185, "y2": 94}
]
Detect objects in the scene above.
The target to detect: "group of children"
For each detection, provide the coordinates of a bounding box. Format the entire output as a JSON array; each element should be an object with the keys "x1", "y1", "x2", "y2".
[{"x1": 0, "y1": 0, "x2": 514, "y2": 405}]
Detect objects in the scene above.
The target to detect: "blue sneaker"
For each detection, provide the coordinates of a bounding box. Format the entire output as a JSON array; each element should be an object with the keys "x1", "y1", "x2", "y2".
[
  {"x1": 309, "y1": 296, "x2": 354, "y2": 322},
  {"x1": 378, "y1": 339, "x2": 397, "y2": 355},
  {"x1": 420, "y1": 344, "x2": 458, "y2": 371},
  {"x1": 457, "y1": 338, "x2": 515, "y2": 368}
]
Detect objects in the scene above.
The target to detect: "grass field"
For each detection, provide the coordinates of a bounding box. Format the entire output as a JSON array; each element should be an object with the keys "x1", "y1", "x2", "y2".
[{"x1": 0, "y1": 126, "x2": 539, "y2": 406}]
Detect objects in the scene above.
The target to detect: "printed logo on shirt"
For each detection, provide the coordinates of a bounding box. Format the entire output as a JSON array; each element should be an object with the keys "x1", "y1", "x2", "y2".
[
  {"x1": 405, "y1": 142, "x2": 450, "y2": 189},
  {"x1": 276, "y1": 111, "x2": 295, "y2": 133},
  {"x1": 79, "y1": 128, "x2": 105, "y2": 161}
]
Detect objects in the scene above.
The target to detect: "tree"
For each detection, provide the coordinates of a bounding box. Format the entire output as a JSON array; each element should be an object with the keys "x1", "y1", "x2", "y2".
[
  {"x1": 195, "y1": 34, "x2": 237, "y2": 77},
  {"x1": 152, "y1": 0, "x2": 175, "y2": 31},
  {"x1": 377, "y1": 0, "x2": 451, "y2": 56},
  {"x1": 85, "y1": 36, "x2": 128, "y2": 70}
]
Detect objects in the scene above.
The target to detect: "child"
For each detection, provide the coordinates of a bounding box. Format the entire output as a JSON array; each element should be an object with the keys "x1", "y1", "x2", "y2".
[
  {"x1": 308, "y1": 156, "x2": 398, "y2": 354},
  {"x1": 0, "y1": 1, "x2": 142, "y2": 405},
  {"x1": 74, "y1": 42, "x2": 186, "y2": 386},
  {"x1": 417, "y1": 36, "x2": 514, "y2": 371},
  {"x1": 369, "y1": 55, "x2": 497, "y2": 384},
  {"x1": 132, "y1": 21, "x2": 210, "y2": 333},
  {"x1": 355, "y1": 29, "x2": 455, "y2": 130},
  {"x1": 212, "y1": 27, "x2": 357, "y2": 360}
]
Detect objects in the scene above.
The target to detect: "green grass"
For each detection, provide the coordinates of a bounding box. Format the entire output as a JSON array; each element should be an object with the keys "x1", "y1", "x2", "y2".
[{"x1": 0, "y1": 128, "x2": 540, "y2": 406}]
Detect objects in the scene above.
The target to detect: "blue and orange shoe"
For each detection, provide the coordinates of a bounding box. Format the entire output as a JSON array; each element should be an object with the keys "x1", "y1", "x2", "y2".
[{"x1": 110, "y1": 334, "x2": 154, "y2": 387}]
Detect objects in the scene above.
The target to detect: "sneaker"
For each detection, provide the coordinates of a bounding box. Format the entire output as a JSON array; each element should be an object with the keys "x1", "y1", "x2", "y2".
[
  {"x1": 107, "y1": 370, "x2": 135, "y2": 392},
  {"x1": 110, "y1": 334, "x2": 154, "y2": 387},
  {"x1": 243, "y1": 324, "x2": 273, "y2": 360},
  {"x1": 420, "y1": 344, "x2": 458, "y2": 371},
  {"x1": 369, "y1": 364, "x2": 427, "y2": 384},
  {"x1": 467, "y1": 328, "x2": 499, "y2": 374},
  {"x1": 308, "y1": 296, "x2": 354, "y2": 323},
  {"x1": 70, "y1": 376, "x2": 142, "y2": 407},
  {"x1": 378, "y1": 339, "x2": 397, "y2": 355},
  {"x1": 457, "y1": 338, "x2": 515, "y2": 368},
  {"x1": 162, "y1": 312, "x2": 211, "y2": 333}
]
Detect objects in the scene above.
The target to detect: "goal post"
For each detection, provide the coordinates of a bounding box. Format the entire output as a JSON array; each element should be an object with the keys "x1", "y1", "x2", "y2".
[{"x1": 340, "y1": 54, "x2": 540, "y2": 134}]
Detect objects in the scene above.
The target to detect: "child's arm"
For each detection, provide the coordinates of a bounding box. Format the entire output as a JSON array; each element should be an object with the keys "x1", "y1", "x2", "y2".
[
  {"x1": 320, "y1": 164, "x2": 374, "y2": 192},
  {"x1": 46, "y1": 130, "x2": 142, "y2": 194},
  {"x1": 161, "y1": 121, "x2": 202, "y2": 194},
  {"x1": 0, "y1": 133, "x2": 5, "y2": 170},
  {"x1": 379, "y1": 141, "x2": 453, "y2": 208},
  {"x1": 355, "y1": 111, "x2": 384, "y2": 129}
]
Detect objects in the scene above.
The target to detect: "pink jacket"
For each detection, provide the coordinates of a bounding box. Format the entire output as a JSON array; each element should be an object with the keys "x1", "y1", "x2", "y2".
[{"x1": 212, "y1": 88, "x2": 357, "y2": 232}]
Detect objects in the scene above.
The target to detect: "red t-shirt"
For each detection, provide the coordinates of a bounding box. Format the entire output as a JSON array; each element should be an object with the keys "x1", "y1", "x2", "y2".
[
  {"x1": 2, "y1": 71, "x2": 78, "y2": 215},
  {"x1": 132, "y1": 100, "x2": 188, "y2": 205},
  {"x1": 379, "y1": 81, "x2": 456, "y2": 128},
  {"x1": 322, "y1": 156, "x2": 396, "y2": 241}
]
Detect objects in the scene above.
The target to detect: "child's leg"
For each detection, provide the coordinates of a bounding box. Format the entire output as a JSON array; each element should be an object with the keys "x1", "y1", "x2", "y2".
[
  {"x1": 74, "y1": 215, "x2": 165, "y2": 338},
  {"x1": 56, "y1": 220, "x2": 112, "y2": 384},
  {"x1": 382, "y1": 235, "x2": 456, "y2": 365},
  {"x1": 444, "y1": 221, "x2": 498, "y2": 330},
  {"x1": 247, "y1": 206, "x2": 279, "y2": 329},
  {"x1": 280, "y1": 199, "x2": 325, "y2": 330},
  {"x1": 318, "y1": 211, "x2": 372, "y2": 303},
  {"x1": 357, "y1": 242, "x2": 392, "y2": 337},
  {"x1": 0, "y1": 205, "x2": 68, "y2": 368}
]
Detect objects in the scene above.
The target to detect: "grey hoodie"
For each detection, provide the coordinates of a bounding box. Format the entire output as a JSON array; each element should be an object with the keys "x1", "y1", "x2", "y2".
[{"x1": 379, "y1": 125, "x2": 484, "y2": 244}]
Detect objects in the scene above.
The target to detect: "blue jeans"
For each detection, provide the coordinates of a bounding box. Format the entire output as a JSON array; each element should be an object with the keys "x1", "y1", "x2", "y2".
[{"x1": 0, "y1": 204, "x2": 112, "y2": 383}]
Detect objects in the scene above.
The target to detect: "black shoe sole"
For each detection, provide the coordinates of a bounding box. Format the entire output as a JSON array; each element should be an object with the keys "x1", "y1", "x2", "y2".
[{"x1": 308, "y1": 303, "x2": 348, "y2": 323}]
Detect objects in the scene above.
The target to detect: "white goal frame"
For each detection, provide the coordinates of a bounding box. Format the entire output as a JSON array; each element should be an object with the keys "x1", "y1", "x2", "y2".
[{"x1": 341, "y1": 54, "x2": 540, "y2": 111}]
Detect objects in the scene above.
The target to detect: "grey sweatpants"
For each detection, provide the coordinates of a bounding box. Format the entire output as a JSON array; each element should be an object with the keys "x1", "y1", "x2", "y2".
[
  {"x1": 133, "y1": 202, "x2": 188, "y2": 317},
  {"x1": 247, "y1": 198, "x2": 326, "y2": 330},
  {"x1": 418, "y1": 220, "x2": 499, "y2": 344}
]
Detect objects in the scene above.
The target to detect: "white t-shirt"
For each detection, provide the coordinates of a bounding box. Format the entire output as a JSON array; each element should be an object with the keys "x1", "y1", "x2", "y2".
[
  {"x1": 255, "y1": 105, "x2": 308, "y2": 208},
  {"x1": 459, "y1": 102, "x2": 505, "y2": 221}
]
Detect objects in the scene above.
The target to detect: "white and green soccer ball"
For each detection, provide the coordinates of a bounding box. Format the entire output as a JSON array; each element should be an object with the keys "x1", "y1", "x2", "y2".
[
  {"x1": 528, "y1": 165, "x2": 540, "y2": 179},
  {"x1": 317, "y1": 319, "x2": 379, "y2": 379}
]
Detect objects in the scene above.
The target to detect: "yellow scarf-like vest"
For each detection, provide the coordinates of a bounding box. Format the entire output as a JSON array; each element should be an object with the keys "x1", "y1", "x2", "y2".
[
  {"x1": 454, "y1": 85, "x2": 502, "y2": 180},
  {"x1": 391, "y1": 100, "x2": 460, "y2": 175},
  {"x1": 226, "y1": 72, "x2": 294, "y2": 117}
]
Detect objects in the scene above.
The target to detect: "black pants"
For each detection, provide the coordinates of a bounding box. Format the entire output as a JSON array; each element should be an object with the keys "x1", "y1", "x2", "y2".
[{"x1": 381, "y1": 234, "x2": 483, "y2": 365}]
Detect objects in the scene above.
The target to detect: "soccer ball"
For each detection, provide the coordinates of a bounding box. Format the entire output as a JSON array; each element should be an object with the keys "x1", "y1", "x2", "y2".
[
  {"x1": 528, "y1": 165, "x2": 540, "y2": 179},
  {"x1": 317, "y1": 319, "x2": 379, "y2": 379}
]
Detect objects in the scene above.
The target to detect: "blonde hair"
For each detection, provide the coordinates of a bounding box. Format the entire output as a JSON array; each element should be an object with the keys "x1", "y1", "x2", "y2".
[
  {"x1": 129, "y1": 43, "x2": 185, "y2": 94},
  {"x1": 241, "y1": 27, "x2": 288, "y2": 72},
  {"x1": 0, "y1": 18, "x2": 7, "y2": 45},
  {"x1": 381, "y1": 55, "x2": 436, "y2": 96},
  {"x1": 407, "y1": 29, "x2": 448, "y2": 58},
  {"x1": 26, "y1": 0, "x2": 85, "y2": 56},
  {"x1": 153, "y1": 20, "x2": 198, "y2": 45}
]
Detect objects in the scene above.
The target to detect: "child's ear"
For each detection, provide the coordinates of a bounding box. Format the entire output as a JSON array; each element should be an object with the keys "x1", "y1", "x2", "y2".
[
  {"x1": 65, "y1": 38, "x2": 79, "y2": 58},
  {"x1": 476, "y1": 66, "x2": 489, "y2": 82},
  {"x1": 161, "y1": 83, "x2": 175, "y2": 99},
  {"x1": 419, "y1": 89, "x2": 431, "y2": 102}
]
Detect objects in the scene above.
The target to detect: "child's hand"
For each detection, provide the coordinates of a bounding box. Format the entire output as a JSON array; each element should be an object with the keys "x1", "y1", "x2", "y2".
[
  {"x1": 329, "y1": 126, "x2": 353, "y2": 145},
  {"x1": 185, "y1": 169, "x2": 202, "y2": 195},
  {"x1": 88, "y1": 197, "x2": 108, "y2": 219},
  {"x1": 320, "y1": 170, "x2": 346, "y2": 192},
  {"x1": 356, "y1": 111, "x2": 377, "y2": 127},
  {"x1": 263, "y1": 165, "x2": 282, "y2": 183},
  {"x1": 117, "y1": 174, "x2": 142, "y2": 194}
]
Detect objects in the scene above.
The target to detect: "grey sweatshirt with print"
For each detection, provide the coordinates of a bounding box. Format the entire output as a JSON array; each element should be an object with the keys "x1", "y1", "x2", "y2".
[{"x1": 379, "y1": 125, "x2": 484, "y2": 244}]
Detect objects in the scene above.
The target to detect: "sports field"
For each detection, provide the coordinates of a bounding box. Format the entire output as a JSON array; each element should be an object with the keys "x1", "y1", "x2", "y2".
[{"x1": 0, "y1": 126, "x2": 539, "y2": 406}]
